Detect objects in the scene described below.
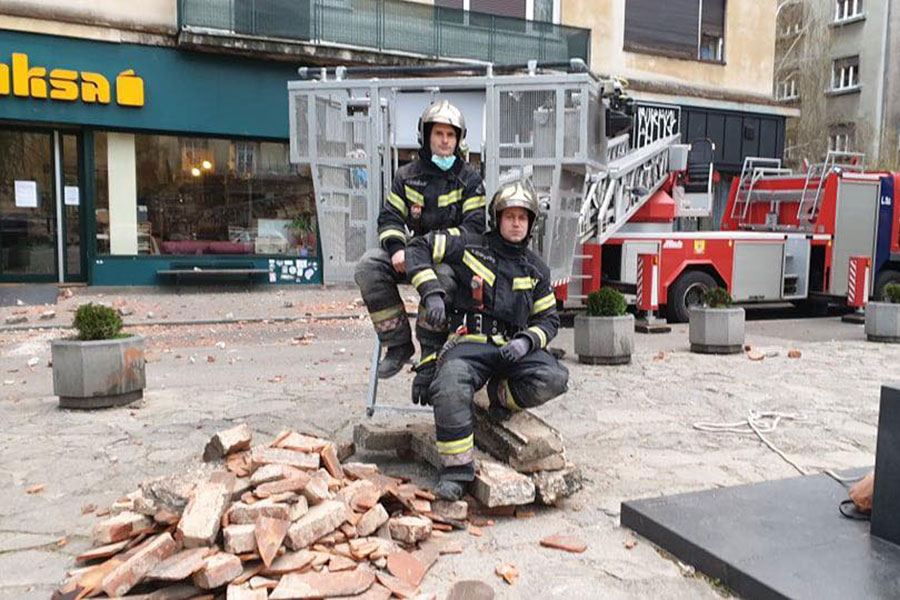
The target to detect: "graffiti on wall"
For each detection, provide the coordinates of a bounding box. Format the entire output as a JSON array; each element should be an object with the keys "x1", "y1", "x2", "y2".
[{"x1": 633, "y1": 103, "x2": 681, "y2": 149}]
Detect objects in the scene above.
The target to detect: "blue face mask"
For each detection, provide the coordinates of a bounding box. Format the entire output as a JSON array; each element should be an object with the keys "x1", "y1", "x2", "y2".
[{"x1": 431, "y1": 154, "x2": 456, "y2": 171}]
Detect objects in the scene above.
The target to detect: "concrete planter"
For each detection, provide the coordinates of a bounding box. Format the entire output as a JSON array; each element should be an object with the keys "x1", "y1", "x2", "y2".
[
  {"x1": 51, "y1": 335, "x2": 145, "y2": 409},
  {"x1": 865, "y1": 302, "x2": 900, "y2": 343},
  {"x1": 574, "y1": 314, "x2": 634, "y2": 365},
  {"x1": 689, "y1": 307, "x2": 745, "y2": 354}
]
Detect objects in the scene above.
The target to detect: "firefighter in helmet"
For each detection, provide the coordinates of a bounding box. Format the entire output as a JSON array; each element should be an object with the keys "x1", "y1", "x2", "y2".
[
  {"x1": 355, "y1": 100, "x2": 486, "y2": 383},
  {"x1": 405, "y1": 181, "x2": 569, "y2": 500}
]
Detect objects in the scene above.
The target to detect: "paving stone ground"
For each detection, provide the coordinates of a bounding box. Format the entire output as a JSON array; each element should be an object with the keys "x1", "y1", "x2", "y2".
[{"x1": 0, "y1": 286, "x2": 891, "y2": 598}]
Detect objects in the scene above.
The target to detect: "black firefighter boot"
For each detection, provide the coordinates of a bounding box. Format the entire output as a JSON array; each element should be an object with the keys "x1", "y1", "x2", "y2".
[
  {"x1": 434, "y1": 464, "x2": 475, "y2": 501},
  {"x1": 486, "y1": 376, "x2": 513, "y2": 422},
  {"x1": 377, "y1": 342, "x2": 415, "y2": 379}
]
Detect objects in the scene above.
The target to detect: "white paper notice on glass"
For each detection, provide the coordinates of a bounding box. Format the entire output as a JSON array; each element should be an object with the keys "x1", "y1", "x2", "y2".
[
  {"x1": 64, "y1": 185, "x2": 80, "y2": 206},
  {"x1": 14, "y1": 180, "x2": 38, "y2": 208}
]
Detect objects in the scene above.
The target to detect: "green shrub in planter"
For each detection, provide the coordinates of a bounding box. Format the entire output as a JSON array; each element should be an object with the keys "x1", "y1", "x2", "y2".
[
  {"x1": 701, "y1": 287, "x2": 732, "y2": 309},
  {"x1": 586, "y1": 287, "x2": 627, "y2": 317},
  {"x1": 884, "y1": 283, "x2": 900, "y2": 304},
  {"x1": 73, "y1": 303, "x2": 124, "y2": 341}
]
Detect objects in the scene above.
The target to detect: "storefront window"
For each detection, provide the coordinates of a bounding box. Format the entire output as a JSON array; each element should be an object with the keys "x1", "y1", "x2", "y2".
[{"x1": 94, "y1": 132, "x2": 318, "y2": 257}]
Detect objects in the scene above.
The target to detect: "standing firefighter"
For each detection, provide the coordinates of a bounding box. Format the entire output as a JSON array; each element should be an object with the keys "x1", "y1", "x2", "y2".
[
  {"x1": 355, "y1": 101, "x2": 486, "y2": 380},
  {"x1": 406, "y1": 182, "x2": 569, "y2": 500}
]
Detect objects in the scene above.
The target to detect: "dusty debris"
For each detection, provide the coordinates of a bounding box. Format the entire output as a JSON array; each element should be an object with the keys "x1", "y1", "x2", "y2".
[
  {"x1": 495, "y1": 562, "x2": 519, "y2": 585},
  {"x1": 25, "y1": 484, "x2": 45, "y2": 494},
  {"x1": 788, "y1": 349, "x2": 802, "y2": 359},
  {"x1": 539, "y1": 535, "x2": 587, "y2": 553},
  {"x1": 57, "y1": 426, "x2": 474, "y2": 599},
  {"x1": 624, "y1": 539, "x2": 638, "y2": 550}
]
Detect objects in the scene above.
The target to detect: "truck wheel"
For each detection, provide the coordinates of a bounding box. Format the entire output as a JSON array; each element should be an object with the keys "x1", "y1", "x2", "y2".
[
  {"x1": 665, "y1": 270, "x2": 717, "y2": 323},
  {"x1": 874, "y1": 269, "x2": 900, "y2": 300}
]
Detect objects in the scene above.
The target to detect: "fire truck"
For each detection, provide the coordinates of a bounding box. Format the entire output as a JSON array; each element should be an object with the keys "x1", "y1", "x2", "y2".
[{"x1": 570, "y1": 152, "x2": 900, "y2": 321}]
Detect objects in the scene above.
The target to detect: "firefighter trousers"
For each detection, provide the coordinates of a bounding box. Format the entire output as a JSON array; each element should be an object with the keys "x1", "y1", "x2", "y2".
[
  {"x1": 428, "y1": 340, "x2": 569, "y2": 480},
  {"x1": 354, "y1": 247, "x2": 456, "y2": 354}
]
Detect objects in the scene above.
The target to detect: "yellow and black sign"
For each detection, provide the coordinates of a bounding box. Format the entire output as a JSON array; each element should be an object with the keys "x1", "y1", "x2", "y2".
[{"x1": 0, "y1": 53, "x2": 144, "y2": 107}]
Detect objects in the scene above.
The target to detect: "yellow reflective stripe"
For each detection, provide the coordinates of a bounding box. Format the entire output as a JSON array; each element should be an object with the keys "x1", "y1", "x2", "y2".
[
  {"x1": 433, "y1": 233, "x2": 447, "y2": 264},
  {"x1": 447, "y1": 227, "x2": 461, "y2": 236},
  {"x1": 370, "y1": 304, "x2": 405, "y2": 323},
  {"x1": 415, "y1": 353, "x2": 437, "y2": 368},
  {"x1": 387, "y1": 192, "x2": 408, "y2": 217},
  {"x1": 411, "y1": 268, "x2": 438, "y2": 288},
  {"x1": 503, "y1": 380, "x2": 521, "y2": 411},
  {"x1": 512, "y1": 277, "x2": 536, "y2": 291},
  {"x1": 379, "y1": 229, "x2": 406, "y2": 242},
  {"x1": 437, "y1": 188, "x2": 463, "y2": 207},
  {"x1": 531, "y1": 292, "x2": 556, "y2": 315},
  {"x1": 404, "y1": 185, "x2": 424, "y2": 206},
  {"x1": 462, "y1": 251, "x2": 496, "y2": 286},
  {"x1": 527, "y1": 325, "x2": 548, "y2": 349},
  {"x1": 462, "y1": 195, "x2": 486, "y2": 213},
  {"x1": 436, "y1": 434, "x2": 474, "y2": 455}
]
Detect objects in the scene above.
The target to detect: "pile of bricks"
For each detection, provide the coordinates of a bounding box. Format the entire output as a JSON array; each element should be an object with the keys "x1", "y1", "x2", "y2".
[
  {"x1": 53, "y1": 425, "x2": 471, "y2": 599},
  {"x1": 356, "y1": 390, "x2": 582, "y2": 507}
]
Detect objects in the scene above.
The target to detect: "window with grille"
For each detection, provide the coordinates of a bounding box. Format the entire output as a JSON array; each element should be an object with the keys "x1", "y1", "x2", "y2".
[
  {"x1": 834, "y1": 0, "x2": 863, "y2": 22},
  {"x1": 831, "y1": 56, "x2": 859, "y2": 91},
  {"x1": 829, "y1": 127, "x2": 854, "y2": 152},
  {"x1": 778, "y1": 75, "x2": 799, "y2": 101},
  {"x1": 624, "y1": 0, "x2": 725, "y2": 63}
]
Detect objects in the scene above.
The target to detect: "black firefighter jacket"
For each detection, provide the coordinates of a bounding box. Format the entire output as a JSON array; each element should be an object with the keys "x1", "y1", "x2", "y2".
[
  {"x1": 405, "y1": 230, "x2": 559, "y2": 351},
  {"x1": 377, "y1": 152, "x2": 486, "y2": 258}
]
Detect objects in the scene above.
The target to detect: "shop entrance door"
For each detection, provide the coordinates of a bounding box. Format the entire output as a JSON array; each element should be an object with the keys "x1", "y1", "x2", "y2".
[{"x1": 0, "y1": 127, "x2": 84, "y2": 283}]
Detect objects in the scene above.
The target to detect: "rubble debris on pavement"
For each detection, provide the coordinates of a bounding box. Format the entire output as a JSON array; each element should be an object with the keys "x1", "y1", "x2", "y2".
[
  {"x1": 354, "y1": 389, "x2": 582, "y2": 507},
  {"x1": 53, "y1": 425, "x2": 477, "y2": 599}
]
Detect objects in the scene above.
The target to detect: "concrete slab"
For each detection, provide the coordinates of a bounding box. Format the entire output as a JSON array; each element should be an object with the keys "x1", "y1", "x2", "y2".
[{"x1": 621, "y1": 468, "x2": 900, "y2": 600}]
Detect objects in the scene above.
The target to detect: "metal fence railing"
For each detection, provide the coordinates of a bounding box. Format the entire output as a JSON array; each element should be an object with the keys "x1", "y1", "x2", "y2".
[{"x1": 179, "y1": 0, "x2": 590, "y2": 64}]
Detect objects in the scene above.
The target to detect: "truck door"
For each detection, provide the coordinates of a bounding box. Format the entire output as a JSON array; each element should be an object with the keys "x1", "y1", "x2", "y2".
[{"x1": 830, "y1": 178, "x2": 879, "y2": 297}]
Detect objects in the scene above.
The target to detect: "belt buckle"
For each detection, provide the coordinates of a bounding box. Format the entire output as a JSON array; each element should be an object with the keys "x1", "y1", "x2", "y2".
[{"x1": 473, "y1": 313, "x2": 483, "y2": 334}]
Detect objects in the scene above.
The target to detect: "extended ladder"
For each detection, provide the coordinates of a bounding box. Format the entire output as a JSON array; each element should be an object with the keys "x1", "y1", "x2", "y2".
[{"x1": 577, "y1": 132, "x2": 683, "y2": 245}]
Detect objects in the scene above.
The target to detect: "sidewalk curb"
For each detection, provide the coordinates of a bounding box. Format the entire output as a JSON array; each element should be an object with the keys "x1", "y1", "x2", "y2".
[{"x1": 0, "y1": 312, "x2": 378, "y2": 333}]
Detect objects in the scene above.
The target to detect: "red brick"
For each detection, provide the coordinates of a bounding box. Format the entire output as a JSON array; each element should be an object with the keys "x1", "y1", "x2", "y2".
[
  {"x1": 320, "y1": 442, "x2": 344, "y2": 479},
  {"x1": 355, "y1": 504, "x2": 389, "y2": 538},
  {"x1": 193, "y1": 552, "x2": 243, "y2": 589},
  {"x1": 270, "y1": 567, "x2": 375, "y2": 599},
  {"x1": 177, "y1": 479, "x2": 233, "y2": 548},
  {"x1": 287, "y1": 500, "x2": 348, "y2": 550},
  {"x1": 388, "y1": 516, "x2": 432, "y2": 544},
  {"x1": 251, "y1": 447, "x2": 320, "y2": 471},
  {"x1": 204, "y1": 424, "x2": 253, "y2": 462},
  {"x1": 539, "y1": 535, "x2": 587, "y2": 553},
  {"x1": 255, "y1": 474, "x2": 310, "y2": 498},
  {"x1": 263, "y1": 550, "x2": 316, "y2": 575},
  {"x1": 147, "y1": 547, "x2": 210, "y2": 581},
  {"x1": 228, "y1": 499, "x2": 291, "y2": 524},
  {"x1": 386, "y1": 551, "x2": 427, "y2": 587},
  {"x1": 101, "y1": 532, "x2": 178, "y2": 597},
  {"x1": 226, "y1": 583, "x2": 269, "y2": 600},
  {"x1": 91, "y1": 511, "x2": 153, "y2": 546},
  {"x1": 223, "y1": 524, "x2": 257, "y2": 554},
  {"x1": 255, "y1": 516, "x2": 291, "y2": 567}
]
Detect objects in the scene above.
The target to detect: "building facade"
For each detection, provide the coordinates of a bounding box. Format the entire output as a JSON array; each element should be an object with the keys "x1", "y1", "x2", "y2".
[
  {"x1": 776, "y1": 0, "x2": 900, "y2": 167},
  {"x1": 563, "y1": 0, "x2": 795, "y2": 225},
  {"x1": 0, "y1": 0, "x2": 789, "y2": 285},
  {"x1": 0, "y1": 0, "x2": 589, "y2": 285}
]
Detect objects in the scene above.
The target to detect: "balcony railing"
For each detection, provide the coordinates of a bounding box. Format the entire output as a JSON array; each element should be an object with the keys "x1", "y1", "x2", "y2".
[{"x1": 179, "y1": 0, "x2": 590, "y2": 64}]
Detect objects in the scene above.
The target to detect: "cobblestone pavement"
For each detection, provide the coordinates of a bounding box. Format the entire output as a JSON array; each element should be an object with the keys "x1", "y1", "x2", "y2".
[{"x1": 0, "y1": 287, "x2": 891, "y2": 598}]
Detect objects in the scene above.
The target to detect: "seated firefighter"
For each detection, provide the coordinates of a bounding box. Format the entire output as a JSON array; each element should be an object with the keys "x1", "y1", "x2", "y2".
[
  {"x1": 406, "y1": 182, "x2": 570, "y2": 500},
  {"x1": 354, "y1": 101, "x2": 486, "y2": 379}
]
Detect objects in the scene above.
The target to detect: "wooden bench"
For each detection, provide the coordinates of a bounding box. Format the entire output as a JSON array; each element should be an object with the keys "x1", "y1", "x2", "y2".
[{"x1": 157, "y1": 264, "x2": 268, "y2": 285}]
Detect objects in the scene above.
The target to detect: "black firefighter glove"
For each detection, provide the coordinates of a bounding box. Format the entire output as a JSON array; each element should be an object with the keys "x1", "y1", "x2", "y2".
[
  {"x1": 499, "y1": 337, "x2": 532, "y2": 363},
  {"x1": 411, "y1": 361, "x2": 437, "y2": 406},
  {"x1": 423, "y1": 293, "x2": 446, "y2": 328}
]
